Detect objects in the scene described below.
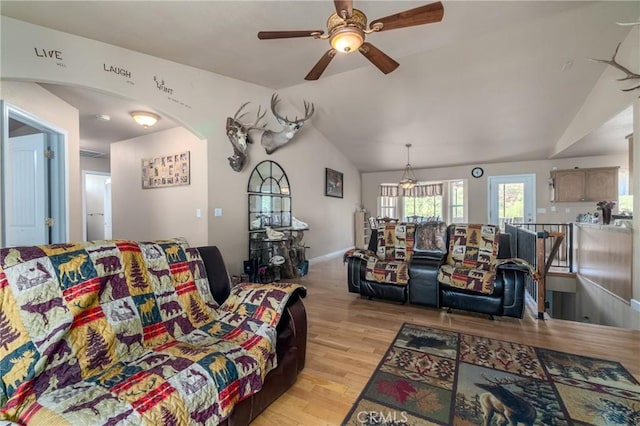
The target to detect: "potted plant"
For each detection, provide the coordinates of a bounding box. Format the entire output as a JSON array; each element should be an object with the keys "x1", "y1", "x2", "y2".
[{"x1": 596, "y1": 200, "x2": 616, "y2": 224}]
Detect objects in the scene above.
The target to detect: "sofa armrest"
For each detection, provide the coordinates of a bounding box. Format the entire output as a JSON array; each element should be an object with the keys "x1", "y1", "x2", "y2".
[
  {"x1": 496, "y1": 264, "x2": 528, "y2": 319},
  {"x1": 411, "y1": 251, "x2": 446, "y2": 266},
  {"x1": 196, "y1": 245, "x2": 232, "y2": 305},
  {"x1": 496, "y1": 262, "x2": 531, "y2": 275},
  {"x1": 278, "y1": 291, "x2": 307, "y2": 372},
  {"x1": 346, "y1": 257, "x2": 367, "y2": 293}
]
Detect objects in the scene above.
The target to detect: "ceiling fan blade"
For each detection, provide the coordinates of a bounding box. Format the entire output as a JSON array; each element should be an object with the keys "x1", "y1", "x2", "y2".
[
  {"x1": 257, "y1": 30, "x2": 324, "y2": 40},
  {"x1": 305, "y1": 49, "x2": 337, "y2": 80},
  {"x1": 333, "y1": 0, "x2": 353, "y2": 19},
  {"x1": 370, "y1": 2, "x2": 444, "y2": 32},
  {"x1": 359, "y1": 42, "x2": 399, "y2": 74}
]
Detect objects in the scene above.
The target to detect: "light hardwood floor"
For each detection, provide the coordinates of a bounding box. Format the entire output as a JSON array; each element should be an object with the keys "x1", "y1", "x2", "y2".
[{"x1": 252, "y1": 255, "x2": 640, "y2": 426}]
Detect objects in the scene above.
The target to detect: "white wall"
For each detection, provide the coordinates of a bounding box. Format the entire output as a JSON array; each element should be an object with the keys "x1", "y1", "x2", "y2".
[
  {"x1": 81, "y1": 156, "x2": 110, "y2": 173},
  {"x1": 575, "y1": 275, "x2": 640, "y2": 330},
  {"x1": 554, "y1": 26, "x2": 639, "y2": 156},
  {"x1": 111, "y1": 127, "x2": 208, "y2": 247},
  {"x1": 362, "y1": 154, "x2": 628, "y2": 224},
  {"x1": 211, "y1": 122, "x2": 361, "y2": 272},
  {"x1": 0, "y1": 17, "x2": 360, "y2": 274}
]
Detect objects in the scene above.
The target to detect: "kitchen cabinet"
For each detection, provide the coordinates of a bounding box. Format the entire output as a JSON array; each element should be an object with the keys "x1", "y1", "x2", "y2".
[{"x1": 551, "y1": 167, "x2": 618, "y2": 202}]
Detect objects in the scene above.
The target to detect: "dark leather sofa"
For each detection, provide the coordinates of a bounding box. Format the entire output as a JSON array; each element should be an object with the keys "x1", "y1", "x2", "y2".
[
  {"x1": 346, "y1": 225, "x2": 529, "y2": 319},
  {"x1": 198, "y1": 246, "x2": 307, "y2": 425},
  {"x1": 346, "y1": 228, "x2": 409, "y2": 303}
]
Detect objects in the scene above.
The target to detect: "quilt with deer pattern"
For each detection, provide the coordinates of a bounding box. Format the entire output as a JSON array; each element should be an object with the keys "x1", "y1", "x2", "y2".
[
  {"x1": 438, "y1": 224, "x2": 500, "y2": 295},
  {"x1": 0, "y1": 238, "x2": 303, "y2": 425}
]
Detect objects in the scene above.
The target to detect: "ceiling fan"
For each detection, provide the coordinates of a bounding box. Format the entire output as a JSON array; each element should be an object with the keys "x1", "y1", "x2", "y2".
[{"x1": 257, "y1": 0, "x2": 444, "y2": 80}]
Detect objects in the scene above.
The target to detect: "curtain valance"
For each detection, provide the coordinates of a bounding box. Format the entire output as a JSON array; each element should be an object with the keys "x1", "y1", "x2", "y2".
[
  {"x1": 402, "y1": 183, "x2": 443, "y2": 197},
  {"x1": 379, "y1": 184, "x2": 399, "y2": 197}
]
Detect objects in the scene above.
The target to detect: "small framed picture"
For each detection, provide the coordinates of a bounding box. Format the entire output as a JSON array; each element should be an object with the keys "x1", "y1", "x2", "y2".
[{"x1": 325, "y1": 168, "x2": 343, "y2": 198}]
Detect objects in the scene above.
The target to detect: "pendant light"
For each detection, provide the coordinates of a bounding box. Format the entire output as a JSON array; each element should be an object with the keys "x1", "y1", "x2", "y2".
[{"x1": 399, "y1": 143, "x2": 417, "y2": 190}]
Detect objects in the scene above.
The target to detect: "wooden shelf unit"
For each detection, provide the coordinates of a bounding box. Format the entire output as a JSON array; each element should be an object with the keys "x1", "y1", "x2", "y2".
[{"x1": 354, "y1": 211, "x2": 371, "y2": 249}]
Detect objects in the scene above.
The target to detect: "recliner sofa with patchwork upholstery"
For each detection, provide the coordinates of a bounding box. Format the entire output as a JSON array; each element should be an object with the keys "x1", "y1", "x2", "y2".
[{"x1": 345, "y1": 222, "x2": 531, "y2": 319}]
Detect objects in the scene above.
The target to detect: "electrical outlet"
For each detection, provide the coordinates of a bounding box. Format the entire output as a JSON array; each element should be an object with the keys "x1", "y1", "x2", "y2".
[
  {"x1": 565, "y1": 208, "x2": 571, "y2": 213},
  {"x1": 214, "y1": 208, "x2": 223, "y2": 217},
  {"x1": 551, "y1": 206, "x2": 557, "y2": 212}
]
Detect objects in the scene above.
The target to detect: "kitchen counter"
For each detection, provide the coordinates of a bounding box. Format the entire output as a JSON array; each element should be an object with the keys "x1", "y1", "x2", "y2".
[{"x1": 574, "y1": 222, "x2": 632, "y2": 233}]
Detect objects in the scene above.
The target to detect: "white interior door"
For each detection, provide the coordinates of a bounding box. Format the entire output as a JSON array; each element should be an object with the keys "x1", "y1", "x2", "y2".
[
  {"x1": 488, "y1": 174, "x2": 536, "y2": 227},
  {"x1": 4, "y1": 133, "x2": 49, "y2": 246},
  {"x1": 84, "y1": 172, "x2": 111, "y2": 241}
]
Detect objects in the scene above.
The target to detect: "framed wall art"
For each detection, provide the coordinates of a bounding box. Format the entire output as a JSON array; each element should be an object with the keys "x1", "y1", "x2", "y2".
[
  {"x1": 142, "y1": 151, "x2": 190, "y2": 189},
  {"x1": 325, "y1": 168, "x2": 343, "y2": 198}
]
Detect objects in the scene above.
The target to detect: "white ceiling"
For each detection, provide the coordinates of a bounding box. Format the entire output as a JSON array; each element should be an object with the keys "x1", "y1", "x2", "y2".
[{"x1": 1, "y1": 1, "x2": 637, "y2": 171}]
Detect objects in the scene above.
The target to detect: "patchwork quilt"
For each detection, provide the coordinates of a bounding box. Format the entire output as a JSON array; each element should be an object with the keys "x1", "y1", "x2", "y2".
[
  {"x1": 438, "y1": 224, "x2": 500, "y2": 294},
  {"x1": 343, "y1": 249, "x2": 410, "y2": 286},
  {"x1": 376, "y1": 223, "x2": 415, "y2": 262},
  {"x1": 0, "y1": 239, "x2": 303, "y2": 425}
]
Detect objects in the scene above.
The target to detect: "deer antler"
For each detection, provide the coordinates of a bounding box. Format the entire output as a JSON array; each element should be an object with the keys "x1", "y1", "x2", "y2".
[
  {"x1": 231, "y1": 102, "x2": 266, "y2": 131},
  {"x1": 248, "y1": 105, "x2": 268, "y2": 131},
  {"x1": 226, "y1": 101, "x2": 268, "y2": 172},
  {"x1": 590, "y1": 42, "x2": 640, "y2": 92},
  {"x1": 232, "y1": 101, "x2": 250, "y2": 122},
  {"x1": 270, "y1": 93, "x2": 315, "y2": 125}
]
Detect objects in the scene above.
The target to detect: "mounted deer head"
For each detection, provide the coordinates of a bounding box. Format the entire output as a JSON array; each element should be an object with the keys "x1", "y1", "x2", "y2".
[
  {"x1": 225, "y1": 102, "x2": 266, "y2": 172},
  {"x1": 261, "y1": 93, "x2": 315, "y2": 155}
]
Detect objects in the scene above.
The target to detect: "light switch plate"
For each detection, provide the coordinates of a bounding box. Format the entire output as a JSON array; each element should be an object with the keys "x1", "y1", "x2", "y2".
[{"x1": 214, "y1": 208, "x2": 222, "y2": 217}]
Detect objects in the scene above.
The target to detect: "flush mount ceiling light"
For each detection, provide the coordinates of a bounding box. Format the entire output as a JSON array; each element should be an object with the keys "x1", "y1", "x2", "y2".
[
  {"x1": 130, "y1": 111, "x2": 160, "y2": 128},
  {"x1": 399, "y1": 143, "x2": 417, "y2": 190}
]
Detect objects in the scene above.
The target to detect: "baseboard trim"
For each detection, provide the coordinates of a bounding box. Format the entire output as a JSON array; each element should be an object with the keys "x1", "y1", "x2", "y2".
[
  {"x1": 631, "y1": 299, "x2": 640, "y2": 313},
  {"x1": 309, "y1": 247, "x2": 352, "y2": 265}
]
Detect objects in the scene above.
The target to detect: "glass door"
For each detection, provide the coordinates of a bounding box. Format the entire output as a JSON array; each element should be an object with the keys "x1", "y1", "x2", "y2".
[{"x1": 488, "y1": 174, "x2": 536, "y2": 228}]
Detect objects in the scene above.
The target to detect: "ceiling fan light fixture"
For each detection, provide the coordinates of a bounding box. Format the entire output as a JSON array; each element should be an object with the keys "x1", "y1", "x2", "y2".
[
  {"x1": 130, "y1": 111, "x2": 160, "y2": 128},
  {"x1": 330, "y1": 27, "x2": 364, "y2": 53},
  {"x1": 399, "y1": 143, "x2": 417, "y2": 190}
]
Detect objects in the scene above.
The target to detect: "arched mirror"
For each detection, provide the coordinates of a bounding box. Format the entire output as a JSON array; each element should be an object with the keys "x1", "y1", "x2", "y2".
[{"x1": 247, "y1": 160, "x2": 291, "y2": 230}]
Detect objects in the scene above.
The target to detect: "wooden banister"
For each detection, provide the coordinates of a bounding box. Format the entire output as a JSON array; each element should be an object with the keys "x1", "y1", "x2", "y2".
[{"x1": 535, "y1": 231, "x2": 565, "y2": 319}]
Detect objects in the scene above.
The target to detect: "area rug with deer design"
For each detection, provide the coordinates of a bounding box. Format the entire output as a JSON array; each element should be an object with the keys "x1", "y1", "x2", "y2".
[{"x1": 343, "y1": 323, "x2": 640, "y2": 426}]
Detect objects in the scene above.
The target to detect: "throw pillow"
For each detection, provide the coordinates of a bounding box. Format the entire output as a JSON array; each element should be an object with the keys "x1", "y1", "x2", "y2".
[{"x1": 414, "y1": 221, "x2": 447, "y2": 252}]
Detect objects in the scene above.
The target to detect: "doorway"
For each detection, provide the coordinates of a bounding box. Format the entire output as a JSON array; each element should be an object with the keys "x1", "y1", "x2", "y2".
[
  {"x1": 488, "y1": 174, "x2": 536, "y2": 228},
  {"x1": 1, "y1": 102, "x2": 67, "y2": 246},
  {"x1": 82, "y1": 171, "x2": 112, "y2": 241}
]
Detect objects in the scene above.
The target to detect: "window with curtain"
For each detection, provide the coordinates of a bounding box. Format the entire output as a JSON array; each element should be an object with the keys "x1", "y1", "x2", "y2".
[
  {"x1": 378, "y1": 184, "x2": 399, "y2": 219},
  {"x1": 449, "y1": 180, "x2": 465, "y2": 223},
  {"x1": 402, "y1": 183, "x2": 444, "y2": 221},
  {"x1": 379, "y1": 180, "x2": 467, "y2": 223}
]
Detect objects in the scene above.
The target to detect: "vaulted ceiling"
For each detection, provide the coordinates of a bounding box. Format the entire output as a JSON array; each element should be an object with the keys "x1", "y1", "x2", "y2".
[{"x1": 1, "y1": 1, "x2": 637, "y2": 171}]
